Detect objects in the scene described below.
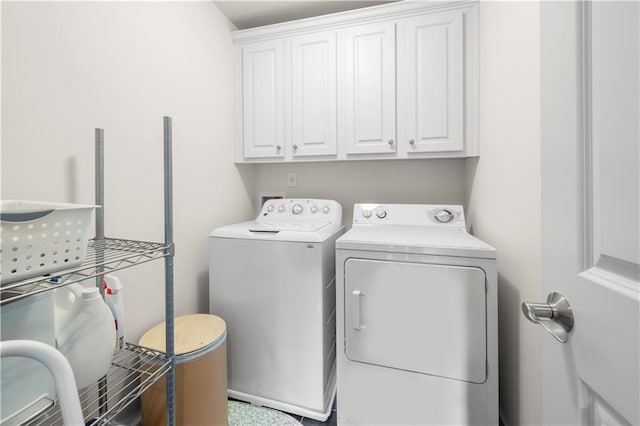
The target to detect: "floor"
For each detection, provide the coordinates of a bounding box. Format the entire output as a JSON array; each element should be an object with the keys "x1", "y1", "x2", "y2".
[
  {"x1": 296, "y1": 400, "x2": 337, "y2": 426},
  {"x1": 230, "y1": 397, "x2": 338, "y2": 426},
  {"x1": 299, "y1": 411, "x2": 337, "y2": 426}
]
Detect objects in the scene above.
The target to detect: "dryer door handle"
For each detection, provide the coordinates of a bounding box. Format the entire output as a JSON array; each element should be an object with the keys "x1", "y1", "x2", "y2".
[{"x1": 352, "y1": 290, "x2": 363, "y2": 331}]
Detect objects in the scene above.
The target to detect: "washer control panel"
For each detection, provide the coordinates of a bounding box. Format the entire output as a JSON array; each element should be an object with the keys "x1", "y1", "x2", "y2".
[
  {"x1": 353, "y1": 204, "x2": 465, "y2": 228},
  {"x1": 259, "y1": 198, "x2": 342, "y2": 225}
]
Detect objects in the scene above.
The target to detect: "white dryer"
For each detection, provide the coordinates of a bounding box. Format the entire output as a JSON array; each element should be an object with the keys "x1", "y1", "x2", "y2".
[
  {"x1": 209, "y1": 199, "x2": 344, "y2": 421},
  {"x1": 336, "y1": 204, "x2": 498, "y2": 425}
]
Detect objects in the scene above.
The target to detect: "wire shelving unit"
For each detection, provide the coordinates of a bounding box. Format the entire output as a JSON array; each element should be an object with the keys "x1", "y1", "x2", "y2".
[{"x1": 0, "y1": 117, "x2": 176, "y2": 426}]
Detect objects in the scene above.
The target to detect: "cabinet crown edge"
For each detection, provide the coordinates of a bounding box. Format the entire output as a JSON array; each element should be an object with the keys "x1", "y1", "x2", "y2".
[{"x1": 231, "y1": 0, "x2": 478, "y2": 43}]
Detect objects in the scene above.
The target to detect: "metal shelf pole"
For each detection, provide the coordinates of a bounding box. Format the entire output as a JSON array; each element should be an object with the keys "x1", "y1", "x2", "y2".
[
  {"x1": 95, "y1": 128, "x2": 105, "y2": 247},
  {"x1": 163, "y1": 116, "x2": 176, "y2": 426},
  {"x1": 95, "y1": 128, "x2": 108, "y2": 415}
]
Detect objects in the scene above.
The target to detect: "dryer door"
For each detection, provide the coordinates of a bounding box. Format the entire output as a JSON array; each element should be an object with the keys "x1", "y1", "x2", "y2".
[{"x1": 344, "y1": 259, "x2": 487, "y2": 383}]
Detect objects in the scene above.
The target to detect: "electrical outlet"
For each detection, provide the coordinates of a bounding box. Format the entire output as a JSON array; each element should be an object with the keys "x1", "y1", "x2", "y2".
[{"x1": 287, "y1": 173, "x2": 297, "y2": 188}]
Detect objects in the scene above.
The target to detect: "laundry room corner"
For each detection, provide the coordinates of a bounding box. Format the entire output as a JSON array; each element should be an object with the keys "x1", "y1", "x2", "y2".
[
  {"x1": 464, "y1": 2, "x2": 542, "y2": 425},
  {"x1": 2, "y1": 0, "x2": 638, "y2": 424},
  {"x1": 0, "y1": 1, "x2": 256, "y2": 342}
]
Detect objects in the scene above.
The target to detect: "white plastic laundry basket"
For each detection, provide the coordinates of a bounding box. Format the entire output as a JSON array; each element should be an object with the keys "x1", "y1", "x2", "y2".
[{"x1": 1, "y1": 201, "x2": 98, "y2": 285}]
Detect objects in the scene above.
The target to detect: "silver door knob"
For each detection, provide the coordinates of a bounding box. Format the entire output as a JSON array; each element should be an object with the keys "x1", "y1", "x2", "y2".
[
  {"x1": 293, "y1": 144, "x2": 298, "y2": 150},
  {"x1": 276, "y1": 145, "x2": 281, "y2": 151},
  {"x1": 522, "y1": 292, "x2": 573, "y2": 343},
  {"x1": 409, "y1": 139, "x2": 416, "y2": 146},
  {"x1": 388, "y1": 139, "x2": 394, "y2": 146}
]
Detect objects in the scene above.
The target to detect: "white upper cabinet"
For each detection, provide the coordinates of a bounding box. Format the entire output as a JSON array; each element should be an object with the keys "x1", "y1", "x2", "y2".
[
  {"x1": 290, "y1": 31, "x2": 338, "y2": 158},
  {"x1": 240, "y1": 39, "x2": 285, "y2": 159},
  {"x1": 233, "y1": 2, "x2": 479, "y2": 163},
  {"x1": 342, "y1": 21, "x2": 397, "y2": 156},
  {"x1": 397, "y1": 10, "x2": 464, "y2": 154}
]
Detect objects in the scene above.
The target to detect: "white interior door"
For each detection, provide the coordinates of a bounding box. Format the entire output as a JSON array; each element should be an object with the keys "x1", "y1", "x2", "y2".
[{"x1": 539, "y1": 2, "x2": 639, "y2": 425}]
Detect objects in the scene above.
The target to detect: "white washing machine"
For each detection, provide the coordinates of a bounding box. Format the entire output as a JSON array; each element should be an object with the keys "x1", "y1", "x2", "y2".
[
  {"x1": 209, "y1": 198, "x2": 344, "y2": 421},
  {"x1": 336, "y1": 204, "x2": 498, "y2": 425}
]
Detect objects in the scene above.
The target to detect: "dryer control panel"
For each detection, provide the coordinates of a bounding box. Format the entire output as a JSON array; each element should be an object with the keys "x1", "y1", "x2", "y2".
[
  {"x1": 258, "y1": 198, "x2": 342, "y2": 228},
  {"x1": 353, "y1": 204, "x2": 466, "y2": 228}
]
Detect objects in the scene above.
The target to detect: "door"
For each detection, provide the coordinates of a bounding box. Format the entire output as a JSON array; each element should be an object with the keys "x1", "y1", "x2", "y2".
[
  {"x1": 342, "y1": 21, "x2": 396, "y2": 155},
  {"x1": 291, "y1": 31, "x2": 337, "y2": 158},
  {"x1": 241, "y1": 39, "x2": 285, "y2": 159},
  {"x1": 344, "y1": 259, "x2": 487, "y2": 383},
  {"x1": 539, "y1": 2, "x2": 639, "y2": 425},
  {"x1": 398, "y1": 10, "x2": 464, "y2": 154}
]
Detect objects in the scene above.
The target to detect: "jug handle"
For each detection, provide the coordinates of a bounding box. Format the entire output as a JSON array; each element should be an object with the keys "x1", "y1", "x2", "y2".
[{"x1": 54, "y1": 282, "x2": 86, "y2": 311}]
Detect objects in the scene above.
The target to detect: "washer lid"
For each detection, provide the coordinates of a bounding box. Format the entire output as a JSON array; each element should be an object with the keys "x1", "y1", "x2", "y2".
[
  {"x1": 210, "y1": 220, "x2": 344, "y2": 243},
  {"x1": 336, "y1": 225, "x2": 496, "y2": 259},
  {"x1": 248, "y1": 222, "x2": 329, "y2": 232}
]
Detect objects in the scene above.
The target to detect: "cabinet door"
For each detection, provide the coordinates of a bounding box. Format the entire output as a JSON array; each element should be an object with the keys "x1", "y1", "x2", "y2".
[
  {"x1": 241, "y1": 40, "x2": 285, "y2": 159},
  {"x1": 399, "y1": 11, "x2": 464, "y2": 153},
  {"x1": 343, "y1": 22, "x2": 396, "y2": 155},
  {"x1": 291, "y1": 32, "x2": 337, "y2": 158}
]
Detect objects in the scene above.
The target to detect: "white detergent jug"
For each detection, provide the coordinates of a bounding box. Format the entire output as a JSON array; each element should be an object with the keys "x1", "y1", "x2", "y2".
[{"x1": 54, "y1": 283, "x2": 116, "y2": 389}]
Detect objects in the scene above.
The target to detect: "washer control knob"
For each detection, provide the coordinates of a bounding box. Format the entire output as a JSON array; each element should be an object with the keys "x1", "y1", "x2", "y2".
[
  {"x1": 267, "y1": 205, "x2": 274, "y2": 213},
  {"x1": 278, "y1": 205, "x2": 286, "y2": 213},
  {"x1": 362, "y1": 209, "x2": 372, "y2": 219},
  {"x1": 322, "y1": 205, "x2": 330, "y2": 214},
  {"x1": 310, "y1": 205, "x2": 318, "y2": 214},
  {"x1": 292, "y1": 204, "x2": 304, "y2": 215},
  {"x1": 376, "y1": 210, "x2": 387, "y2": 219},
  {"x1": 435, "y1": 209, "x2": 453, "y2": 223}
]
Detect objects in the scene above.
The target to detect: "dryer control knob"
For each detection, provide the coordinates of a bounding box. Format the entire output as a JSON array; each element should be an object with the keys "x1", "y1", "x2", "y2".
[
  {"x1": 310, "y1": 205, "x2": 319, "y2": 214},
  {"x1": 376, "y1": 210, "x2": 387, "y2": 219},
  {"x1": 292, "y1": 204, "x2": 304, "y2": 215},
  {"x1": 267, "y1": 205, "x2": 274, "y2": 213},
  {"x1": 322, "y1": 206, "x2": 330, "y2": 214},
  {"x1": 362, "y1": 209, "x2": 372, "y2": 218},
  {"x1": 278, "y1": 205, "x2": 286, "y2": 213},
  {"x1": 436, "y1": 209, "x2": 454, "y2": 223}
]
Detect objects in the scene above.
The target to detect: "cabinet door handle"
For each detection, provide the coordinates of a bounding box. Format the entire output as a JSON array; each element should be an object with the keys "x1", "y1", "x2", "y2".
[
  {"x1": 409, "y1": 139, "x2": 416, "y2": 146},
  {"x1": 276, "y1": 145, "x2": 282, "y2": 151},
  {"x1": 293, "y1": 144, "x2": 298, "y2": 150},
  {"x1": 388, "y1": 139, "x2": 394, "y2": 146}
]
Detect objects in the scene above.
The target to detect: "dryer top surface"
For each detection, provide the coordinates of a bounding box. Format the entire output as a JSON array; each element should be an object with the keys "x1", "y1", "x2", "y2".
[
  {"x1": 336, "y1": 225, "x2": 495, "y2": 259},
  {"x1": 338, "y1": 204, "x2": 495, "y2": 259}
]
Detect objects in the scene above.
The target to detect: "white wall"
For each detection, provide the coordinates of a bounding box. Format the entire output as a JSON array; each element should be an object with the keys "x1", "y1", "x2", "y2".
[
  {"x1": 2, "y1": 2, "x2": 544, "y2": 423},
  {"x1": 252, "y1": 159, "x2": 467, "y2": 227},
  {"x1": 1, "y1": 1, "x2": 255, "y2": 341},
  {"x1": 465, "y1": 2, "x2": 541, "y2": 425}
]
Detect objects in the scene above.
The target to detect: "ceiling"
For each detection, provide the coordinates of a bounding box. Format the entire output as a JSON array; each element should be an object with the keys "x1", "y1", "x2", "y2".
[{"x1": 214, "y1": 1, "x2": 397, "y2": 30}]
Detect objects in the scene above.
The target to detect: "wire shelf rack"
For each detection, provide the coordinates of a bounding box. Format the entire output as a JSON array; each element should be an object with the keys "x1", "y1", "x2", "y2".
[
  {"x1": 0, "y1": 238, "x2": 169, "y2": 305},
  {"x1": 22, "y1": 343, "x2": 171, "y2": 426},
  {"x1": 1, "y1": 120, "x2": 176, "y2": 425}
]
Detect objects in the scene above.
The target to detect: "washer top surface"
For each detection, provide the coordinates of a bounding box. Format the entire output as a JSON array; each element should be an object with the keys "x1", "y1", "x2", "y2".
[
  {"x1": 337, "y1": 204, "x2": 495, "y2": 259},
  {"x1": 210, "y1": 199, "x2": 343, "y2": 243}
]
